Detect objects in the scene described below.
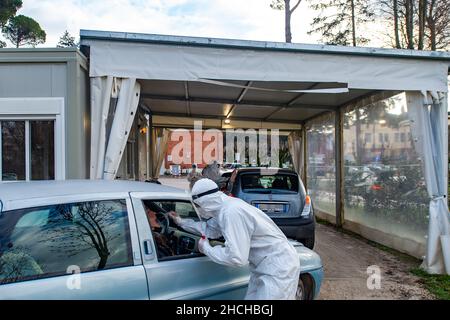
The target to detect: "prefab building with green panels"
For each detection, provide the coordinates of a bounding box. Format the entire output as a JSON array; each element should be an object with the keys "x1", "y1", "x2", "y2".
[{"x1": 0, "y1": 48, "x2": 90, "y2": 180}]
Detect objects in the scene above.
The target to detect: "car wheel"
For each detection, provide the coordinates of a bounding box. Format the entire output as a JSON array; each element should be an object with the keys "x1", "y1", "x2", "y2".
[
  {"x1": 296, "y1": 275, "x2": 314, "y2": 300},
  {"x1": 300, "y1": 236, "x2": 315, "y2": 249},
  {"x1": 295, "y1": 277, "x2": 306, "y2": 300}
]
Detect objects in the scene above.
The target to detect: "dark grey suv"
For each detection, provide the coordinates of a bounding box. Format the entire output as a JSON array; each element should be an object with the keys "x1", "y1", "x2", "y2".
[{"x1": 224, "y1": 168, "x2": 315, "y2": 249}]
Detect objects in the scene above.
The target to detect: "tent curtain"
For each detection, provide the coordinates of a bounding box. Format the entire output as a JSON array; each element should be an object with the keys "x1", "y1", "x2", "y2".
[
  {"x1": 151, "y1": 128, "x2": 170, "y2": 179},
  {"x1": 288, "y1": 131, "x2": 304, "y2": 180},
  {"x1": 90, "y1": 76, "x2": 114, "y2": 179},
  {"x1": 103, "y1": 78, "x2": 141, "y2": 180},
  {"x1": 407, "y1": 91, "x2": 450, "y2": 275}
]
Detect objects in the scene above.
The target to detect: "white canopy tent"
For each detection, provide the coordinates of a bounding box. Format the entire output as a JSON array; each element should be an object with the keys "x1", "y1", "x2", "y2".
[{"x1": 80, "y1": 30, "x2": 450, "y2": 274}]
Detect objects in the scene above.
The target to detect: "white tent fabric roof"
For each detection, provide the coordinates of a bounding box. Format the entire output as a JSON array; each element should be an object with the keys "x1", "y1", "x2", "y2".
[{"x1": 81, "y1": 30, "x2": 450, "y2": 92}]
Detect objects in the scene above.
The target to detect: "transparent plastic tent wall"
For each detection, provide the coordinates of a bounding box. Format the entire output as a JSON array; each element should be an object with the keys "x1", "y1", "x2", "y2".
[{"x1": 306, "y1": 91, "x2": 450, "y2": 274}]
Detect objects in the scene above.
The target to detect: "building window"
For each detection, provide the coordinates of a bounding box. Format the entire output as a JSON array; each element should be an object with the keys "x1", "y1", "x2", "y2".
[
  {"x1": 400, "y1": 132, "x2": 406, "y2": 142},
  {"x1": 0, "y1": 97, "x2": 64, "y2": 181},
  {"x1": 1, "y1": 120, "x2": 55, "y2": 181},
  {"x1": 1, "y1": 121, "x2": 25, "y2": 180}
]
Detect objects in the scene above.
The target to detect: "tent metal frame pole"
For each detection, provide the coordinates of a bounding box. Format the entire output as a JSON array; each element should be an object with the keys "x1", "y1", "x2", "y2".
[
  {"x1": 302, "y1": 124, "x2": 308, "y2": 190},
  {"x1": 335, "y1": 108, "x2": 344, "y2": 228},
  {"x1": 140, "y1": 93, "x2": 336, "y2": 111},
  {"x1": 134, "y1": 117, "x2": 140, "y2": 181},
  {"x1": 149, "y1": 114, "x2": 154, "y2": 179},
  {"x1": 145, "y1": 114, "x2": 150, "y2": 180}
]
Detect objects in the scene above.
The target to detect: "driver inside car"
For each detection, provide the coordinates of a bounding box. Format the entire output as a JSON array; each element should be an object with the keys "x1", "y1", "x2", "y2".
[{"x1": 144, "y1": 206, "x2": 175, "y2": 258}]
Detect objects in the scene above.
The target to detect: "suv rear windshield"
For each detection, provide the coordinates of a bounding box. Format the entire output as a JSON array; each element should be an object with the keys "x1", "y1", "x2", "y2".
[{"x1": 240, "y1": 173, "x2": 299, "y2": 194}]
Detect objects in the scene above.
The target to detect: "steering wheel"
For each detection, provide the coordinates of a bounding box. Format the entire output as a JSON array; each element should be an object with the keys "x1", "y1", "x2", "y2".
[{"x1": 154, "y1": 211, "x2": 170, "y2": 235}]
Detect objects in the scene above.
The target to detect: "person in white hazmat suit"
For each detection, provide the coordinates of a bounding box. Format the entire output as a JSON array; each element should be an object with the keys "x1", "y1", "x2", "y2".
[{"x1": 168, "y1": 178, "x2": 301, "y2": 300}]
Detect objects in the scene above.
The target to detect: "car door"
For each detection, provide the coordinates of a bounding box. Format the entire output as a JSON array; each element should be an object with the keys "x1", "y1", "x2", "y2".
[
  {"x1": 130, "y1": 192, "x2": 250, "y2": 300},
  {"x1": 0, "y1": 193, "x2": 148, "y2": 300}
]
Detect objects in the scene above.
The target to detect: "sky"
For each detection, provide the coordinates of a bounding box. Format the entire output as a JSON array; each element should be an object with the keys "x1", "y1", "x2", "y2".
[
  {"x1": 1, "y1": 0, "x2": 327, "y2": 47},
  {"x1": 0, "y1": 0, "x2": 393, "y2": 49}
]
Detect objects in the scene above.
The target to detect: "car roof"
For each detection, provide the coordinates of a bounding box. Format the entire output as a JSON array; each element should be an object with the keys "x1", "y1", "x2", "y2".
[
  {"x1": 234, "y1": 167, "x2": 297, "y2": 174},
  {"x1": 0, "y1": 179, "x2": 185, "y2": 204}
]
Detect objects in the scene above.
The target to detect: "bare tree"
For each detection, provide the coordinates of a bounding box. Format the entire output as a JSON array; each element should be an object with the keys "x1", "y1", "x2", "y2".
[
  {"x1": 425, "y1": 0, "x2": 450, "y2": 50},
  {"x1": 404, "y1": 0, "x2": 414, "y2": 49},
  {"x1": 271, "y1": 0, "x2": 303, "y2": 43},
  {"x1": 377, "y1": 0, "x2": 450, "y2": 50},
  {"x1": 393, "y1": 0, "x2": 401, "y2": 48},
  {"x1": 417, "y1": 0, "x2": 427, "y2": 49}
]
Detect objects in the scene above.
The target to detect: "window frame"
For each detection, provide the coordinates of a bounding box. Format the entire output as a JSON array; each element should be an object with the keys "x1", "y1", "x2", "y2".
[
  {"x1": 239, "y1": 172, "x2": 300, "y2": 193},
  {"x1": 0, "y1": 98, "x2": 65, "y2": 181},
  {"x1": 143, "y1": 198, "x2": 204, "y2": 262},
  {"x1": 4, "y1": 192, "x2": 142, "y2": 266},
  {"x1": 130, "y1": 192, "x2": 208, "y2": 265}
]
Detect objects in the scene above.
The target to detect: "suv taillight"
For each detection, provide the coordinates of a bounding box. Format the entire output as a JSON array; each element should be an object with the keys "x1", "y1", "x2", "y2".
[{"x1": 301, "y1": 195, "x2": 312, "y2": 217}]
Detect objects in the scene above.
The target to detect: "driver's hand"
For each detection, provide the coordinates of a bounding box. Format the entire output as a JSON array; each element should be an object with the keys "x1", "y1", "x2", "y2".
[{"x1": 168, "y1": 211, "x2": 182, "y2": 225}]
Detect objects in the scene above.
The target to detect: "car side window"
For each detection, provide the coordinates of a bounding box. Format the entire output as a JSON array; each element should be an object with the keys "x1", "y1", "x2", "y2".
[
  {"x1": 0, "y1": 199, "x2": 133, "y2": 285},
  {"x1": 142, "y1": 200, "x2": 204, "y2": 261},
  {"x1": 173, "y1": 202, "x2": 199, "y2": 220}
]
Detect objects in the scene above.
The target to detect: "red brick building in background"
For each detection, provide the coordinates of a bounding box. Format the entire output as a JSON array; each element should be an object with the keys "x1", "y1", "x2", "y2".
[{"x1": 164, "y1": 130, "x2": 222, "y2": 171}]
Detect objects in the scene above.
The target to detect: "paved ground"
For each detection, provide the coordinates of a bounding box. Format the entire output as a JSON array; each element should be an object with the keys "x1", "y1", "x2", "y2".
[
  {"x1": 158, "y1": 176, "x2": 433, "y2": 300},
  {"x1": 315, "y1": 223, "x2": 433, "y2": 300},
  {"x1": 159, "y1": 176, "x2": 190, "y2": 190}
]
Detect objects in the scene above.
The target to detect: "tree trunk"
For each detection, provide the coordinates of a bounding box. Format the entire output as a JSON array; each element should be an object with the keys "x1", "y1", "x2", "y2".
[
  {"x1": 393, "y1": 0, "x2": 401, "y2": 48},
  {"x1": 351, "y1": 0, "x2": 356, "y2": 46},
  {"x1": 285, "y1": 0, "x2": 292, "y2": 43},
  {"x1": 405, "y1": 0, "x2": 414, "y2": 49},
  {"x1": 427, "y1": 0, "x2": 437, "y2": 51},
  {"x1": 418, "y1": 0, "x2": 427, "y2": 50}
]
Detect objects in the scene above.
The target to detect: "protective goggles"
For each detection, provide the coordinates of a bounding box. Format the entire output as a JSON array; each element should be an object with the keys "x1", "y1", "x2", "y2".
[{"x1": 192, "y1": 187, "x2": 219, "y2": 201}]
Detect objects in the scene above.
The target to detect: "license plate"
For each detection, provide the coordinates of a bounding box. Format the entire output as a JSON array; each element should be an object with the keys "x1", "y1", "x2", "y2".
[{"x1": 256, "y1": 203, "x2": 285, "y2": 213}]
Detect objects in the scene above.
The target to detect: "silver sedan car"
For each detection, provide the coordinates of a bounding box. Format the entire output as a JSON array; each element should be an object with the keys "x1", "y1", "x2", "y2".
[{"x1": 0, "y1": 180, "x2": 323, "y2": 299}]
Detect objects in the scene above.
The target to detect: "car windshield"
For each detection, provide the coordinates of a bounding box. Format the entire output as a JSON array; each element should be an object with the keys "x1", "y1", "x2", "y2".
[{"x1": 240, "y1": 173, "x2": 299, "y2": 194}]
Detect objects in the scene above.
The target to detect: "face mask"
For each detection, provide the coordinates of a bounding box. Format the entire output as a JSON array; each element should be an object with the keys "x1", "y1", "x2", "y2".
[{"x1": 195, "y1": 206, "x2": 212, "y2": 219}]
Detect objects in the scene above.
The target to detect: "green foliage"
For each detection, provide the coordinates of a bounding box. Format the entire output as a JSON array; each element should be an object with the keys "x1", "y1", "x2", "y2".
[
  {"x1": 57, "y1": 30, "x2": 77, "y2": 48},
  {"x1": 308, "y1": 0, "x2": 374, "y2": 46},
  {"x1": 0, "y1": 0, "x2": 22, "y2": 27},
  {"x1": 0, "y1": 39, "x2": 5, "y2": 48},
  {"x1": 345, "y1": 164, "x2": 429, "y2": 227},
  {"x1": 2, "y1": 15, "x2": 46, "y2": 48},
  {"x1": 270, "y1": 0, "x2": 285, "y2": 10},
  {"x1": 411, "y1": 268, "x2": 450, "y2": 300}
]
